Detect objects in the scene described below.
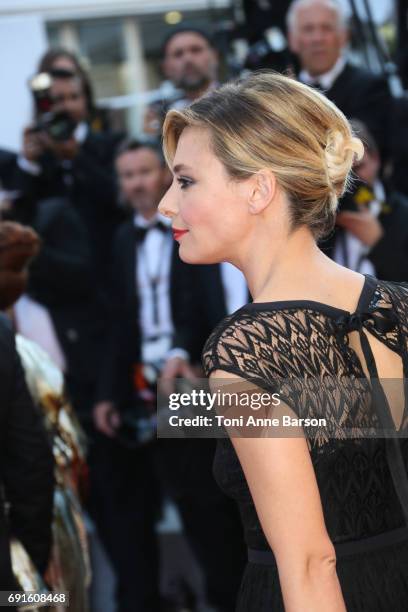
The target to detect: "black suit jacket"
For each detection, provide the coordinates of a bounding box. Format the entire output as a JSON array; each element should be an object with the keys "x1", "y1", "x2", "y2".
[
  {"x1": 323, "y1": 62, "x2": 392, "y2": 159},
  {"x1": 97, "y1": 219, "x2": 197, "y2": 406},
  {"x1": 390, "y1": 96, "x2": 408, "y2": 196},
  {"x1": 189, "y1": 264, "x2": 228, "y2": 362},
  {"x1": 9, "y1": 196, "x2": 105, "y2": 412},
  {"x1": 190, "y1": 263, "x2": 252, "y2": 363},
  {"x1": 368, "y1": 191, "x2": 408, "y2": 281},
  {"x1": 0, "y1": 149, "x2": 19, "y2": 191},
  {"x1": 158, "y1": 262, "x2": 251, "y2": 497},
  {"x1": 0, "y1": 315, "x2": 54, "y2": 587}
]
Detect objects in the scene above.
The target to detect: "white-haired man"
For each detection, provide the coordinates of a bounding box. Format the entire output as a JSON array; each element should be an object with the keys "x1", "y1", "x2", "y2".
[{"x1": 287, "y1": 0, "x2": 392, "y2": 160}]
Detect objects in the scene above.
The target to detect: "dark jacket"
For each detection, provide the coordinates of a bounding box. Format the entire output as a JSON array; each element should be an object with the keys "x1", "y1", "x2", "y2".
[
  {"x1": 368, "y1": 191, "x2": 408, "y2": 282},
  {"x1": 8, "y1": 130, "x2": 125, "y2": 289},
  {"x1": 97, "y1": 219, "x2": 197, "y2": 406},
  {"x1": 0, "y1": 149, "x2": 19, "y2": 191},
  {"x1": 9, "y1": 196, "x2": 105, "y2": 416},
  {"x1": 390, "y1": 96, "x2": 408, "y2": 197},
  {"x1": 189, "y1": 264, "x2": 230, "y2": 363},
  {"x1": 0, "y1": 315, "x2": 54, "y2": 587},
  {"x1": 189, "y1": 263, "x2": 253, "y2": 363}
]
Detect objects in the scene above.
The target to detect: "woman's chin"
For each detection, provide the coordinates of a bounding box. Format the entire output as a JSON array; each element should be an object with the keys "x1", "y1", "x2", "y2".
[
  {"x1": 178, "y1": 243, "x2": 216, "y2": 265},
  {"x1": 178, "y1": 244, "x2": 202, "y2": 264}
]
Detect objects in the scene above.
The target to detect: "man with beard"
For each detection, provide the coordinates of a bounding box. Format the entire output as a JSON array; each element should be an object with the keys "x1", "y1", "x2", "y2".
[
  {"x1": 94, "y1": 140, "x2": 196, "y2": 438},
  {"x1": 91, "y1": 140, "x2": 197, "y2": 612},
  {"x1": 144, "y1": 28, "x2": 219, "y2": 136}
]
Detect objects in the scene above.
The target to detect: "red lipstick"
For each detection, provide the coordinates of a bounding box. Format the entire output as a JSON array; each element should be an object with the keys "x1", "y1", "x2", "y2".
[{"x1": 173, "y1": 228, "x2": 189, "y2": 241}]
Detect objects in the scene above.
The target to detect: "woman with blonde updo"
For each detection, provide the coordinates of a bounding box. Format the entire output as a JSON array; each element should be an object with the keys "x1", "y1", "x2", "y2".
[{"x1": 159, "y1": 72, "x2": 408, "y2": 610}]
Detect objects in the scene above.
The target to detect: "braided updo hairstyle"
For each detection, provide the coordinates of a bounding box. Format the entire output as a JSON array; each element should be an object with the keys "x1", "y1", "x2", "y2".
[{"x1": 162, "y1": 71, "x2": 363, "y2": 239}]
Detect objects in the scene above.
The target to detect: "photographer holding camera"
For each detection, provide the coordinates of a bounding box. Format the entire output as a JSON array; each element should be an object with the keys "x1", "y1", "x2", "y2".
[{"x1": 14, "y1": 67, "x2": 124, "y2": 294}]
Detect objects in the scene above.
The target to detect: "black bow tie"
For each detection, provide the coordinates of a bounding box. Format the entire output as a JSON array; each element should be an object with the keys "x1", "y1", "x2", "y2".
[
  {"x1": 311, "y1": 80, "x2": 324, "y2": 92},
  {"x1": 134, "y1": 220, "x2": 169, "y2": 243}
]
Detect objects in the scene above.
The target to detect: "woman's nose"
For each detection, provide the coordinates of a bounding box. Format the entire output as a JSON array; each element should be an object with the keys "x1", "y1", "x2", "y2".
[{"x1": 158, "y1": 185, "x2": 178, "y2": 219}]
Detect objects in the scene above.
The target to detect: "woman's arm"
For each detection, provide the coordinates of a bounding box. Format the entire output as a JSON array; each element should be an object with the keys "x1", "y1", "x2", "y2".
[{"x1": 210, "y1": 370, "x2": 346, "y2": 612}]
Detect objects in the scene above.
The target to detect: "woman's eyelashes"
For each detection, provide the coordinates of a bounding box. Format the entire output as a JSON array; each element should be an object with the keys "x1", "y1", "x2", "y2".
[{"x1": 176, "y1": 176, "x2": 194, "y2": 190}]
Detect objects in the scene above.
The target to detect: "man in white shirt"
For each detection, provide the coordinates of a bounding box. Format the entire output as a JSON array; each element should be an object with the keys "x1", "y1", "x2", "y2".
[
  {"x1": 94, "y1": 140, "x2": 196, "y2": 435},
  {"x1": 91, "y1": 140, "x2": 199, "y2": 612},
  {"x1": 93, "y1": 140, "x2": 246, "y2": 612},
  {"x1": 287, "y1": 0, "x2": 347, "y2": 87}
]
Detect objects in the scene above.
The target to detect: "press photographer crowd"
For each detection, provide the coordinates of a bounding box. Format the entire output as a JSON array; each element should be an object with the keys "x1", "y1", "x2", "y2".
[{"x1": 1, "y1": 0, "x2": 408, "y2": 610}]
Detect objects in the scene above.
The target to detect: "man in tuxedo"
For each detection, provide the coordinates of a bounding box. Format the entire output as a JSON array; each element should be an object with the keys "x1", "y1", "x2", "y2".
[
  {"x1": 12, "y1": 68, "x2": 123, "y2": 292},
  {"x1": 94, "y1": 140, "x2": 196, "y2": 430},
  {"x1": 93, "y1": 140, "x2": 246, "y2": 611},
  {"x1": 188, "y1": 263, "x2": 250, "y2": 361},
  {"x1": 287, "y1": 0, "x2": 393, "y2": 161}
]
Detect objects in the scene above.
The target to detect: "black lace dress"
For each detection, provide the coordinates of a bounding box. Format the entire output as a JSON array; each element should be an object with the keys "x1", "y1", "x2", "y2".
[{"x1": 202, "y1": 275, "x2": 408, "y2": 611}]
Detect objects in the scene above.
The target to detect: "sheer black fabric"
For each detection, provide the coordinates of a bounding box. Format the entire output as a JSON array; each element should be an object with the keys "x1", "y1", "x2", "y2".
[{"x1": 202, "y1": 275, "x2": 408, "y2": 611}]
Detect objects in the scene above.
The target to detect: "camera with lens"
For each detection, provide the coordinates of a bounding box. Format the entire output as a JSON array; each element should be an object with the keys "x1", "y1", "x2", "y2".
[{"x1": 28, "y1": 71, "x2": 77, "y2": 141}]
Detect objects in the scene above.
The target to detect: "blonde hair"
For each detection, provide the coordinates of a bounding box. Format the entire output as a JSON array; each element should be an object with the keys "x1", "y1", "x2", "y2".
[{"x1": 162, "y1": 71, "x2": 363, "y2": 239}]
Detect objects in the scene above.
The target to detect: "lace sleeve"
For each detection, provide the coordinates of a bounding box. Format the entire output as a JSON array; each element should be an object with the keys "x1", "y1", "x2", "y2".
[
  {"x1": 201, "y1": 309, "x2": 381, "y2": 448},
  {"x1": 202, "y1": 311, "x2": 279, "y2": 394},
  {"x1": 202, "y1": 311, "x2": 317, "y2": 445}
]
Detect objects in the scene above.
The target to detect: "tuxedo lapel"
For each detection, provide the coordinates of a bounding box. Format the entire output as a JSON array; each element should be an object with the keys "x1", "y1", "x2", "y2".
[
  {"x1": 324, "y1": 64, "x2": 351, "y2": 109},
  {"x1": 247, "y1": 286, "x2": 252, "y2": 303},
  {"x1": 120, "y1": 222, "x2": 139, "y2": 304},
  {"x1": 170, "y1": 243, "x2": 193, "y2": 322},
  {"x1": 214, "y1": 264, "x2": 228, "y2": 317},
  {"x1": 201, "y1": 264, "x2": 228, "y2": 325}
]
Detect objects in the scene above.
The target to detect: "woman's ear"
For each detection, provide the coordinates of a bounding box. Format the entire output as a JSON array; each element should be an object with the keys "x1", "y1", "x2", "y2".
[{"x1": 248, "y1": 169, "x2": 277, "y2": 214}]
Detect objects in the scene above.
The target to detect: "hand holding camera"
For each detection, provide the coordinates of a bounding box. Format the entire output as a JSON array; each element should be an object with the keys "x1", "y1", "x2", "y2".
[
  {"x1": 24, "y1": 69, "x2": 81, "y2": 163},
  {"x1": 48, "y1": 137, "x2": 79, "y2": 161},
  {"x1": 22, "y1": 126, "x2": 48, "y2": 162}
]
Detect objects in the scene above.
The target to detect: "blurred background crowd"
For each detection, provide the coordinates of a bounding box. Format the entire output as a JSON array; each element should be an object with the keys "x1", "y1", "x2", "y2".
[{"x1": 1, "y1": 0, "x2": 408, "y2": 611}]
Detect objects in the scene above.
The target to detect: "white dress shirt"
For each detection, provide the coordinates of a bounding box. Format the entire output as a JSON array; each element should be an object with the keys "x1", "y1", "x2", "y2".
[
  {"x1": 134, "y1": 212, "x2": 188, "y2": 365},
  {"x1": 220, "y1": 262, "x2": 248, "y2": 314},
  {"x1": 299, "y1": 55, "x2": 346, "y2": 90}
]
